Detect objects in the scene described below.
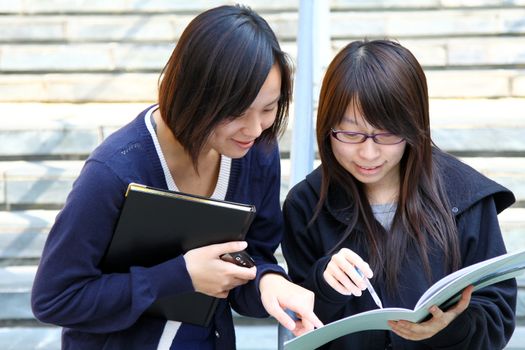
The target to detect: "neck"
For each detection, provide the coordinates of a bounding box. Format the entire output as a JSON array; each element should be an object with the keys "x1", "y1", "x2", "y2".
[
  {"x1": 153, "y1": 110, "x2": 221, "y2": 196},
  {"x1": 365, "y1": 179, "x2": 400, "y2": 206},
  {"x1": 153, "y1": 110, "x2": 191, "y2": 167}
]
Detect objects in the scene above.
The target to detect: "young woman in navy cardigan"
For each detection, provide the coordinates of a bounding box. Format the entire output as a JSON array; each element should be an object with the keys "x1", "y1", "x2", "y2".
[
  {"x1": 31, "y1": 5, "x2": 321, "y2": 349},
  {"x1": 282, "y1": 39, "x2": 517, "y2": 349}
]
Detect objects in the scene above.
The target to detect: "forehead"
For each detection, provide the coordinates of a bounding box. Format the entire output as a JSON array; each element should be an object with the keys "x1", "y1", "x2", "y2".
[
  {"x1": 341, "y1": 103, "x2": 373, "y2": 129},
  {"x1": 340, "y1": 99, "x2": 393, "y2": 132},
  {"x1": 249, "y1": 64, "x2": 281, "y2": 107}
]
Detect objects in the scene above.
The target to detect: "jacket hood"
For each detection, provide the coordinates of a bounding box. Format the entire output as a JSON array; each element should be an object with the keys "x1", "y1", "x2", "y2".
[{"x1": 304, "y1": 149, "x2": 515, "y2": 219}]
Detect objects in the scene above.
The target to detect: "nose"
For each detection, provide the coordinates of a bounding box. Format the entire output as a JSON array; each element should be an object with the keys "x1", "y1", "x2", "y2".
[
  {"x1": 242, "y1": 113, "x2": 264, "y2": 138},
  {"x1": 358, "y1": 137, "x2": 380, "y2": 160}
]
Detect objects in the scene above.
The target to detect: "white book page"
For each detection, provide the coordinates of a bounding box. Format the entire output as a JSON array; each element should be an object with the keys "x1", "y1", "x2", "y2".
[{"x1": 415, "y1": 250, "x2": 525, "y2": 309}]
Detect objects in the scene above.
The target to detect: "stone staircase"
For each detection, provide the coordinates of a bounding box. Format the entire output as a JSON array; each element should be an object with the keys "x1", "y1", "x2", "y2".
[{"x1": 1, "y1": 1, "x2": 525, "y2": 349}]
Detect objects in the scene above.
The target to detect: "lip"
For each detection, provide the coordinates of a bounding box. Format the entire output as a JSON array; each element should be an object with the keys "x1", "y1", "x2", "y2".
[
  {"x1": 233, "y1": 139, "x2": 255, "y2": 150},
  {"x1": 355, "y1": 163, "x2": 383, "y2": 176}
]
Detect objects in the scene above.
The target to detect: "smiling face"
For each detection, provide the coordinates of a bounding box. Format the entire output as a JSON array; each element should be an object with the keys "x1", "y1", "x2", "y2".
[
  {"x1": 206, "y1": 64, "x2": 282, "y2": 159},
  {"x1": 331, "y1": 103, "x2": 407, "y2": 203}
]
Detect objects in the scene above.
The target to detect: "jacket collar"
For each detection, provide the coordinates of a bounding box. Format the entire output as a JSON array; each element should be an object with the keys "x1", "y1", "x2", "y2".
[
  {"x1": 435, "y1": 151, "x2": 515, "y2": 215},
  {"x1": 305, "y1": 149, "x2": 515, "y2": 223},
  {"x1": 305, "y1": 166, "x2": 355, "y2": 225}
]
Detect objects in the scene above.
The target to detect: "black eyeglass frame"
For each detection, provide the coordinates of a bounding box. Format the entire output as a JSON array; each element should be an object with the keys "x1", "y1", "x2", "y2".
[{"x1": 330, "y1": 128, "x2": 405, "y2": 145}]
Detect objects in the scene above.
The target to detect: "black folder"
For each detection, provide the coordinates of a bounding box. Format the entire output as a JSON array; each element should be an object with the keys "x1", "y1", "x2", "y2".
[{"x1": 100, "y1": 183, "x2": 256, "y2": 326}]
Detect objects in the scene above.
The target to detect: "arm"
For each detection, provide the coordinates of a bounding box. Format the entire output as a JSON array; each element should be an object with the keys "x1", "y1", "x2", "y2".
[
  {"x1": 282, "y1": 191, "x2": 356, "y2": 323},
  {"x1": 228, "y1": 145, "x2": 288, "y2": 317},
  {"x1": 31, "y1": 160, "x2": 194, "y2": 333},
  {"x1": 228, "y1": 146, "x2": 322, "y2": 334}
]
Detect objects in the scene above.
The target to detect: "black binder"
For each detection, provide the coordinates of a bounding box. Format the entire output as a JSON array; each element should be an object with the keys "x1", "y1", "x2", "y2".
[{"x1": 100, "y1": 183, "x2": 256, "y2": 326}]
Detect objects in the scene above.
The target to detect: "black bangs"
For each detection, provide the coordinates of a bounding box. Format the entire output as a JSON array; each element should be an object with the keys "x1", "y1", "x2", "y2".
[
  {"x1": 347, "y1": 41, "x2": 424, "y2": 142},
  {"x1": 217, "y1": 21, "x2": 274, "y2": 119},
  {"x1": 158, "y1": 4, "x2": 291, "y2": 166},
  {"x1": 184, "y1": 12, "x2": 273, "y2": 122}
]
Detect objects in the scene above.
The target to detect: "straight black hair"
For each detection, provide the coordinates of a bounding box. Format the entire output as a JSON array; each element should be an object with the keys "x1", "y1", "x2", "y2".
[
  {"x1": 158, "y1": 5, "x2": 292, "y2": 167},
  {"x1": 316, "y1": 39, "x2": 460, "y2": 293}
]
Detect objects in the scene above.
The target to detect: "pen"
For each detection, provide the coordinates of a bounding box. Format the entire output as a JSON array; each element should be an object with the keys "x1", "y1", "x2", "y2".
[{"x1": 355, "y1": 267, "x2": 383, "y2": 309}]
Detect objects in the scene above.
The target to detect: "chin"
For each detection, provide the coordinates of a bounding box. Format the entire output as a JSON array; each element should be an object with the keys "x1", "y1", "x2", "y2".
[{"x1": 223, "y1": 148, "x2": 250, "y2": 159}]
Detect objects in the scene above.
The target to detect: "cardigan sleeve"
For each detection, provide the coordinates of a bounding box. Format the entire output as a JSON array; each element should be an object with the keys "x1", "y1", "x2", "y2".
[
  {"x1": 421, "y1": 197, "x2": 517, "y2": 349},
  {"x1": 228, "y1": 145, "x2": 288, "y2": 318},
  {"x1": 31, "y1": 159, "x2": 195, "y2": 333},
  {"x1": 282, "y1": 190, "x2": 353, "y2": 323}
]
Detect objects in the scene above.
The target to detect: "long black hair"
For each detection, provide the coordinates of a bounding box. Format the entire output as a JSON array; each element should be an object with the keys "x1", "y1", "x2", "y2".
[{"x1": 316, "y1": 39, "x2": 460, "y2": 292}]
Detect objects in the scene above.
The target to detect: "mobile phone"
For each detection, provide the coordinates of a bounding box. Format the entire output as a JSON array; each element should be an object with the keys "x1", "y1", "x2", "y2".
[{"x1": 220, "y1": 250, "x2": 255, "y2": 268}]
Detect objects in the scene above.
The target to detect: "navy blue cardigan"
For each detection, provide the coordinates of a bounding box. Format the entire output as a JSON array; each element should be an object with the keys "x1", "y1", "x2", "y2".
[
  {"x1": 282, "y1": 149, "x2": 517, "y2": 349},
  {"x1": 31, "y1": 107, "x2": 286, "y2": 349}
]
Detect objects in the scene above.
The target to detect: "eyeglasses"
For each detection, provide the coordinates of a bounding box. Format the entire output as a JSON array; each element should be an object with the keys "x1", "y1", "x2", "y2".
[{"x1": 330, "y1": 128, "x2": 405, "y2": 145}]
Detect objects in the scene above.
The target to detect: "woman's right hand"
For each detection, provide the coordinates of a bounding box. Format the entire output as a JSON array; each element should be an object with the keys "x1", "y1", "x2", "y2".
[
  {"x1": 183, "y1": 241, "x2": 256, "y2": 298},
  {"x1": 323, "y1": 248, "x2": 373, "y2": 296}
]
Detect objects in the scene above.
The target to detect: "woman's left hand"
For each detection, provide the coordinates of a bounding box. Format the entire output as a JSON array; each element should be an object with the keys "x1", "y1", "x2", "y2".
[
  {"x1": 388, "y1": 285, "x2": 474, "y2": 340},
  {"x1": 259, "y1": 273, "x2": 324, "y2": 336}
]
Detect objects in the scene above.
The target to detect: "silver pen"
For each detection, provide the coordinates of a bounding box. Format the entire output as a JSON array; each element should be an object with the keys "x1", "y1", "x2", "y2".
[{"x1": 355, "y1": 267, "x2": 383, "y2": 309}]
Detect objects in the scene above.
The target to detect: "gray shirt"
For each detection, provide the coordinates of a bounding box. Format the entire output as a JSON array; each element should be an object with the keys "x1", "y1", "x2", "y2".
[{"x1": 371, "y1": 202, "x2": 397, "y2": 231}]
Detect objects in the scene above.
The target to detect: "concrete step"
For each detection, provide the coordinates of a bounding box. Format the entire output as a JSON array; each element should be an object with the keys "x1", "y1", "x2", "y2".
[
  {"x1": 1, "y1": 209, "x2": 524, "y2": 263},
  {"x1": 0, "y1": 0, "x2": 298, "y2": 15},
  {"x1": 0, "y1": 161, "x2": 81, "y2": 209},
  {"x1": 3, "y1": 0, "x2": 522, "y2": 15},
  {"x1": 1, "y1": 100, "x2": 525, "y2": 159},
  {"x1": 0, "y1": 157, "x2": 525, "y2": 209},
  {"x1": 1, "y1": 8, "x2": 524, "y2": 43},
  {"x1": 2, "y1": 69, "x2": 525, "y2": 103},
  {"x1": 0, "y1": 325, "x2": 523, "y2": 350},
  {"x1": 3, "y1": 36, "x2": 525, "y2": 73},
  {"x1": 334, "y1": 36, "x2": 525, "y2": 69},
  {"x1": 1, "y1": 265, "x2": 524, "y2": 317},
  {"x1": 0, "y1": 267, "x2": 522, "y2": 350},
  {"x1": 0, "y1": 73, "x2": 158, "y2": 103},
  {"x1": 0, "y1": 103, "x2": 145, "y2": 159},
  {"x1": 5, "y1": 0, "x2": 525, "y2": 14},
  {"x1": 0, "y1": 43, "x2": 176, "y2": 73},
  {"x1": 0, "y1": 322, "x2": 278, "y2": 350},
  {"x1": 0, "y1": 210, "x2": 57, "y2": 261},
  {"x1": 1, "y1": 99, "x2": 523, "y2": 130}
]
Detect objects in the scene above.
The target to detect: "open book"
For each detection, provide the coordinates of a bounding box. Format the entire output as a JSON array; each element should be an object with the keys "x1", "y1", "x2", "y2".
[{"x1": 284, "y1": 249, "x2": 525, "y2": 350}]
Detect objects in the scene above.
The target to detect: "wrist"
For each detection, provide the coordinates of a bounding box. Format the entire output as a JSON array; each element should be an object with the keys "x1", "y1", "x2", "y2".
[{"x1": 259, "y1": 272, "x2": 286, "y2": 294}]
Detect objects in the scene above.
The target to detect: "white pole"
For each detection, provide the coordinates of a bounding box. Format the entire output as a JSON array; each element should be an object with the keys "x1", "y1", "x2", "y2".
[{"x1": 289, "y1": 0, "x2": 330, "y2": 189}]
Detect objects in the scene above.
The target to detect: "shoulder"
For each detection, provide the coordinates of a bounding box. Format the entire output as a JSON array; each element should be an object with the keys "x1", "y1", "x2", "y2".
[
  {"x1": 227, "y1": 140, "x2": 282, "y2": 203},
  {"x1": 434, "y1": 149, "x2": 515, "y2": 214},
  {"x1": 285, "y1": 166, "x2": 322, "y2": 207},
  {"x1": 79, "y1": 108, "x2": 162, "y2": 186},
  {"x1": 248, "y1": 140, "x2": 280, "y2": 167},
  {"x1": 233, "y1": 140, "x2": 280, "y2": 179},
  {"x1": 90, "y1": 108, "x2": 150, "y2": 162}
]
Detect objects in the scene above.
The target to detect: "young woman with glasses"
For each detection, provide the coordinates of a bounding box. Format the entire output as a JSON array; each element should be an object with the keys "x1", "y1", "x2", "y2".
[{"x1": 282, "y1": 39, "x2": 517, "y2": 349}]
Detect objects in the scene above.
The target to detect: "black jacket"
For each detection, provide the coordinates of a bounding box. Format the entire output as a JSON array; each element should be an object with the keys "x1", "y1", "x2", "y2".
[{"x1": 282, "y1": 150, "x2": 517, "y2": 349}]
